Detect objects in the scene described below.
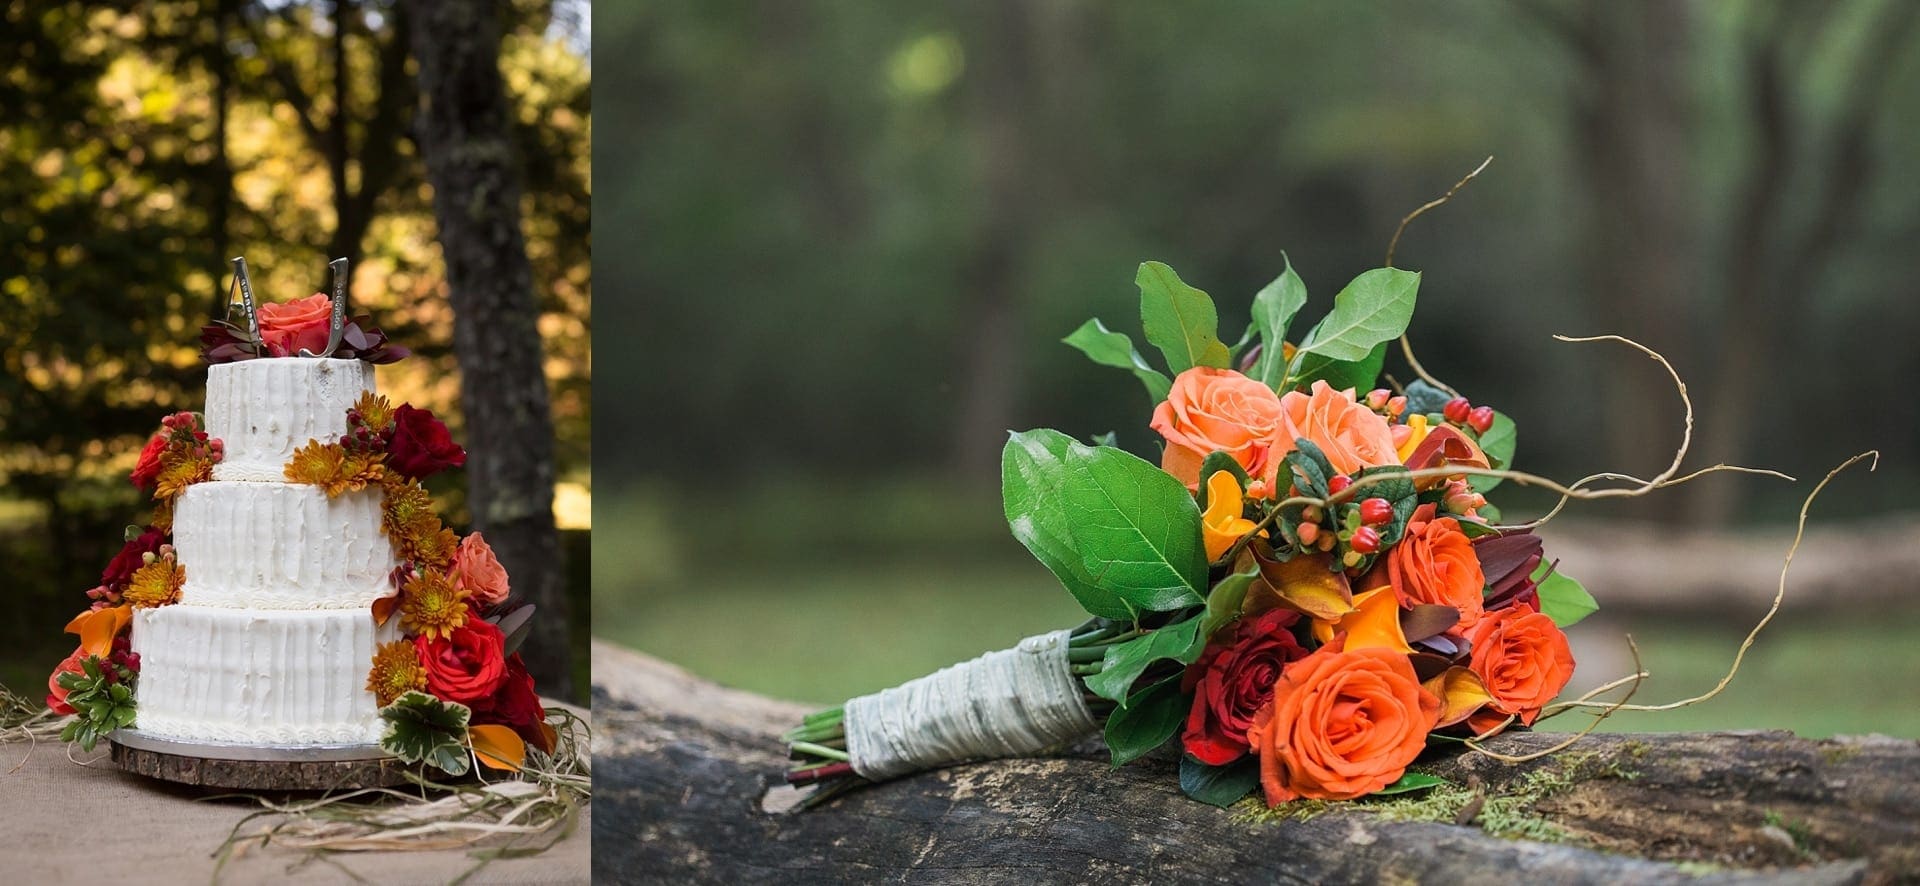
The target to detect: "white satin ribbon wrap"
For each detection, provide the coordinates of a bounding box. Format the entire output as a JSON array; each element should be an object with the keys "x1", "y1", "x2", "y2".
[{"x1": 843, "y1": 629, "x2": 1100, "y2": 781}]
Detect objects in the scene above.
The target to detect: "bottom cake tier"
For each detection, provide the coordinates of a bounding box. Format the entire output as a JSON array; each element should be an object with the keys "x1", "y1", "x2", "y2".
[{"x1": 130, "y1": 604, "x2": 398, "y2": 745}]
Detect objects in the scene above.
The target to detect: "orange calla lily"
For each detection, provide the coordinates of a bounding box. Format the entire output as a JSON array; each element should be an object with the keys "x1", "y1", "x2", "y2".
[
  {"x1": 65, "y1": 604, "x2": 132, "y2": 658},
  {"x1": 469, "y1": 724, "x2": 527, "y2": 772},
  {"x1": 1393, "y1": 413, "x2": 1431, "y2": 462},
  {"x1": 1310, "y1": 586, "x2": 1411, "y2": 653},
  {"x1": 532, "y1": 720, "x2": 559, "y2": 755},
  {"x1": 1201, "y1": 470, "x2": 1259, "y2": 562},
  {"x1": 1423, "y1": 666, "x2": 1497, "y2": 727},
  {"x1": 1402, "y1": 425, "x2": 1490, "y2": 490},
  {"x1": 371, "y1": 591, "x2": 401, "y2": 627},
  {"x1": 1251, "y1": 552, "x2": 1355, "y2": 621}
]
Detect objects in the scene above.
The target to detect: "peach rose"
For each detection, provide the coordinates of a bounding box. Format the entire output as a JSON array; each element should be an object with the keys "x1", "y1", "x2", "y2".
[
  {"x1": 1150, "y1": 367, "x2": 1287, "y2": 490},
  {"x1": 1268, "y1": 380, "x2": 1399, "y2": 483},
  {"x1": 257, "y1": 292, "x2": 334, "y2": 357},
  {"x1": 450, "y1": 531, "x2": 511, "y2": 606},
  {"x1": 1466, "y1": 607, "x2": 1575, "y2": 727},
  {"x1": 1387, "y1": 503, "x2": 1486, "y2": 627},
  {"x1": 1246, "y1": 641, "x2": 1441, "y2": 803}
]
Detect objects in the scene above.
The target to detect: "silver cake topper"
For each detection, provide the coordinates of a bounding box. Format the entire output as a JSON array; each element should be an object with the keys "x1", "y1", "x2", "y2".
[
  {"x1": 227, "y1": 257, "x2": 262, "y2": 349},
  {"x1": 300, "y1": 257, "x2": 351, "y2": 358}
]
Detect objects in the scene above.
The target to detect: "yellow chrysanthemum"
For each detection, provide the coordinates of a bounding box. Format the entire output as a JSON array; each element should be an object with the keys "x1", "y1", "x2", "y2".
[
  {"x1": 286, "y1": 440, "x2": 348, "y2": 493},
  {"x1": 399, "y1": 569, "x2": 470, "y2": 640},
  {"x1": 366, "y1": 639, "x2": 427, "y2": 706},
  {"x1": 403, "y1": 521, "x2": 460, "y2": 571},
  {"x1": 151, "y1": 498, "x2": 175, "y2": 535},
  {"x1": 382, "y1": 478, "x2": 436, "y2": 540},
  {"x1": 124, "y1": 557, "x2": 185, "y2": 609},
  {"x1": 340, "y1": 449, "x2": 387, "y2": 493},
  {"x1": 154, "y1": 457, "x2": 213, "y2": 501},
  {"x1": 352, "y1": 391, "x2": 396, "y2": 435}
]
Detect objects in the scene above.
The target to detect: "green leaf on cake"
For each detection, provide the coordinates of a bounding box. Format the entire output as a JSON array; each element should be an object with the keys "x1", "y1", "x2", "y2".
[
  {"x1": 1534, "y1": 565, "x2": 1598, "y2": 628},
  {"x1": 1083, "y1": 616, "x2": 1204, "y2": 706},
  {"x1": 1063, "y1": 318, "x2": 1174, "y2": 403},
  {"x1": 1247, "y1": 255, "x2": 1309, "y2": 388},
  {"x1": 1002, "y1": 429, "x2": 1208, "y2": 620},
  {"x1": 1288, "y1": 268, "x2": 1419, "y2": 388},
  {"x1": 1137, "y1": 261, "x2": 1231, "y2": 375},
  {"x1": 380, "y1": 691, "x2": 473, "y2": 777},
  {"x1": 1467, "y1": 409, "x2": 1517, "y2": 492},
  {"x1": 1104, "y1": 673, "x2": 1187, "y2": 768}
]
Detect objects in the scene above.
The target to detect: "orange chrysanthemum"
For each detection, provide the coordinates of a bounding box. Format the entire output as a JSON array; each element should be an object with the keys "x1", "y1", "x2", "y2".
[
  {"x1": 403, "y1": 521, "x2": 461, "y2": 571},
  {"x1": 124, "y1": 557, "x2": 185, "y2": 609},
  {"x1": 154, "y1": 456, "x2": 214, "y2": 501},
  {"x1": 340, "y1": 449, "x2": 387, "y2": 492},
  {"x1": 286, "y1": 440, "x2": 385, "y2": 496},
  {"x1": 366, "y1": 639, "x2": 427, "y2": 706},
  {"x1": 352, "y1": 391, "x2": 396, "y2": 435},
  {"x1": 381, "y1": 479, "x2": 436, "y2": 541},
  {"x1": 399, "y1": 569, "x2": 470, "y2": 640},
  {"x1": 151, "y1": 498, "x2": 176, "y2": 535}
]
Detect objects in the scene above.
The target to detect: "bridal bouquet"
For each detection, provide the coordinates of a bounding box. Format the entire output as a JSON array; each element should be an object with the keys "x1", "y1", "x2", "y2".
[{"x1": 785, "y1": 257, "x2": 1601, "y2": 808}]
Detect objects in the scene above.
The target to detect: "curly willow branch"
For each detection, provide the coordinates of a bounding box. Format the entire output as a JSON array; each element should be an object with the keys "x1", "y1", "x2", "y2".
[
  {"x1": 1541, "y1": 450, "x2": 1879, "y2": 717},
  {"x1": 1386, "y1": 155, "x2": 1493, "y2": 399}
]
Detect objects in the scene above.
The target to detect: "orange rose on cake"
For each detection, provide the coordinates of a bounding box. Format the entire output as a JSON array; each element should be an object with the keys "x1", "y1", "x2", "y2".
[
  {"x1": 1150, "y1": 367, "x2": 1287, "y2": 491},
  {"x1": 1269, "y1": 380, "x2": 1400, "y2": 481},
  {"x1": 1465, "y1": 607, "x2": 1575, "y2": 728},
  {"x1": 450, "y1": 532, "x2": 511, "y2": 606},
  {"x1": 256, "y1": 292, "x2": 334, "y2": 357},
  {"x1": 1387, "y1": 502, "x2": 1486, "y2": 627},
  {"x1": 1246, "y1": 641, "x2": 1441, "y2": 803}
]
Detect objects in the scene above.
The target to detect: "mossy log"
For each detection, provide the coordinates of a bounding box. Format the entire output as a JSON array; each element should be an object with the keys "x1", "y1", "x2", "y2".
[{"x1": 592, "y1": 640, "x2": 1919, "y2": 885}]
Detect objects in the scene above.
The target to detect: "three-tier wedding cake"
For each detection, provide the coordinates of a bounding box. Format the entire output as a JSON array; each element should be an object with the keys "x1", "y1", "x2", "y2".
[{"x1": 132, "y1": 358, "x2": 398, "y2": 744}]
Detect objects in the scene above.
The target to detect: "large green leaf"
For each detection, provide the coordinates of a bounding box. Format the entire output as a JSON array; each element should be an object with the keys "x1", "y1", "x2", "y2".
[
  {"x1": 1003, "y1": 429, "x2": 1208, "y2": 619},
  {"x1": 1248, "y1": 256, "x2": 1309, "y2": 388},
  {"x1": 1104, "y1": 673, "x2": 1187, "y2": 767},
  {"x1": 1289, "y1": 268, "x2": 1420, "y2": 385},
  {"x1": 1292, "y1": 340, "x2": 1389, "y2": 394},
  {"x1": 380, "y1": 691, "x2": 473, "y2": 777},
  {"x1": 1083, "y1": 617, "x2": 1204, "y2": 705},
  {"x1": 1137, "y1": 261, "x2": 1231, "y2": 375},
  {"x1": 1468, "y1": 410, "x2": 1517, "y2": 492},
  {"x1": 1533, "y1": 564, "x2": 1598, "y2": 627},
  {"x1": 1196, "y1": 561, "x2": 1260, "y2": 648},
  {"x1": 1063, "y1": 318, "x2": 1173, "y2": 403},
  {"x1": 1180, "y1": 754, "x2": 1261, "y2": 807}
]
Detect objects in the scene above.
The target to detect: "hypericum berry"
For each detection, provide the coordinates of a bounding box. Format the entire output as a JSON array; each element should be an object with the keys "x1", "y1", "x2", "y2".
[
  {"x1": 1349, "y1": 526, "x2": 1381, "y2": 554},
  {"x1": 1359, "y1": 497, "x2": 1392, "y2": 525},
  {"x1": 1468, "y1": 406, "x2": 1495, "y2": 434},
  {"x1": 1342, "y1": 550, "x2": 1365, "y2": 569},
  {"x1": 1386, "y1": 395, "x2": 1407, "y2": 418},
  {"x1": 1301, "y1": 504, "x2": 1324, "y2": 524},
  {"x1": 1327, "y1": 475, "x2": 1353, "y2": 496},
  {"x1": 1245, "y1": 479, "x2": 1270, "y2": 499},
  {"x1": 1366, "y1": 388, "x2": 1392, "y2": 410},
  {"x1": 1297, "y1": 521, "x2": 1320, "y2": 545},
  {"x1": 1316, "y1": 533, "x2": 1337, "y2": 553},
  {"x1": 1443, "y1": 397, "x2": 1472, "y2": 424}
]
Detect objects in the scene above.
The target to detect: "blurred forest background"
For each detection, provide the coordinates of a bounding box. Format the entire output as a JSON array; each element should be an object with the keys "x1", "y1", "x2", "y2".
[
  {"x1": 603, "y1": 1, "x2": 1920, "y2": 736},
  {"x1": 0, "y1": 0, "x2": 591, "y2": 698}
]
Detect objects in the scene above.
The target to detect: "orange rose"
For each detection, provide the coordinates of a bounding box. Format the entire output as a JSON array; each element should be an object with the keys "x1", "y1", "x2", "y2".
[
  {"x1": 1268, "y1": 380, "x2": 1398, "y2": 482},
  {"x1": 257, "y1": 292, "x2": 334, "y2": 357},
  {"x1": 450, "y1": 531, "x2": 511, "y2": 606},
  {"x1": 1387, "y1": 503, "x2": 1485, "y2": 627},
  {"x1": 1466, "y1": 607, "x2": 1575, "y2": 727},
  {"x1": 1246, "y1": 642, "x2": 1441, "y2": 803},
  {"x1": 1150, "y1": 367, "x2": 1287, "y2": 490}
]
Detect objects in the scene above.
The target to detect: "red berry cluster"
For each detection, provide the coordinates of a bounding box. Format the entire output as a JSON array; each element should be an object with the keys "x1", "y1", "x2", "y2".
[
  {"x1": 108, "y1": 634, "x2": 141, "y2": 676},
  {"x1": 159, "y1": 411, "x2": 225, "y2": 462},
  {"x1": 1443, "y1": 397, "x2": 1496, "y2": 434}
]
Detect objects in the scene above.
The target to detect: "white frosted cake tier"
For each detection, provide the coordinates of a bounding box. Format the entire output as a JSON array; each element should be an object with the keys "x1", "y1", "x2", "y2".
[
  {"x1": 172, "y1": 481, "x2": 396, "y2": 610},
  {"x1": 206, "y1": 357, "x2": 374, "y2": 482},
  {"x1": 131, "y1": 605, "x2": 395, "y2": 746}
]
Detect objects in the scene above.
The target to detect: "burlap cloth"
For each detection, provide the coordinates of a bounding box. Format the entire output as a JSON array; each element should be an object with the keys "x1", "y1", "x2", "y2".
[{"x1": 0, "y1": 704, "x2": 589, "y2": 885}]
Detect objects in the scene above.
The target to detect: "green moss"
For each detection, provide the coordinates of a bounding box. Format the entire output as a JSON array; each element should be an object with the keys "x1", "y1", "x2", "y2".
[{"x1": 1818, "y1": 743, "x2": 1860, "y2": 766}]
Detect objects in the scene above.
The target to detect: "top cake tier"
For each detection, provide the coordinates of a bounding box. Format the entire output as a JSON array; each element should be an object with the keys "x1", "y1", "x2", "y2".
[{"x1": 206, "y1": 358, "x2": 374, "y2": 482}]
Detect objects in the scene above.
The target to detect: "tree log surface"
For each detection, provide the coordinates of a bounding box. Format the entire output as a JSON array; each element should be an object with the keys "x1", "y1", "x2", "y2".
[{"x1": 591, "y1": 640, "x2": 1919, "y2": 885}]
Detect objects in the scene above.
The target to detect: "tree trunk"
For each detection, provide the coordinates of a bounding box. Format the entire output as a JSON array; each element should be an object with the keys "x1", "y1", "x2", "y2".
[
  {"x1": 592, "y1": 639, "x2": 1918, "y2": 884},
  {"x1": 406, "y1": 0, "x2": 572, "y2": 699}
]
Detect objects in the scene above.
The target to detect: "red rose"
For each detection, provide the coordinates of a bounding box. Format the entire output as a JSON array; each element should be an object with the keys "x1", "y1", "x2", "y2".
[
  {"x1": 101, "y1": 527, "x2": 167, "y2": 590},
  {"x1": 1180, "y1": 608, "x2": 1307, "y2": 765},
  {"x1": 387, "y1": 404, "x2": 466, "y2": 480},
  {"x1": 46, "y1": 645, "x2": 89, "y2": 716},
  {"x1": 414, "y1": 615, "x2": 508, "y2": 703},
  {"x1": 472, "y1": 653, "x2": 550, "y2": 750},
  {"x1": 130, "y1": 432, "x2": 167, "y2": 489},
  {"x1": 256, "y1": 292, "x2": 335, "y2": 357}
]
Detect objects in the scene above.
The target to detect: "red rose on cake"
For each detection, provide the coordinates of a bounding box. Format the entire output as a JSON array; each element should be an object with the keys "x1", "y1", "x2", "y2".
[
  {"x1": 1180, "y1": 608, "x2": 1306, "y2": 765},
  {"x1": 472, "y1": 653, "x2": 554, "y2": 752},
  {"x1": 415, "y1": 614, "x2": 508, "y2": 703},
  {"x1": 388, "y1": 404, "x2": 467, "y2": 480},
  {"x1": 256, "y1": 292, "x2": 335, "y2": 357},
  {"x1": 101, "y1": 527, "x2": 168, "y2": 591},
  {"x1": 450, "y1": 532, "x2": 511, "y2": 606},
  {"x1": 130, "y1": 431, "x2": 167, "y2": 489}
]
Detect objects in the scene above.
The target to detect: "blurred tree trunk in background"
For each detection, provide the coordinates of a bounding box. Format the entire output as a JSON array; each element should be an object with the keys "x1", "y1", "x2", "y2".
[{"x1": 406, "y1": 0, "x2": 572, "y2": 699}]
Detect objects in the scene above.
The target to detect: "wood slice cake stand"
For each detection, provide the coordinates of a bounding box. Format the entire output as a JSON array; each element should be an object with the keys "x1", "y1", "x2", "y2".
[{"x1": 109, "y1": 729, "x2": 413, "y2": 791}]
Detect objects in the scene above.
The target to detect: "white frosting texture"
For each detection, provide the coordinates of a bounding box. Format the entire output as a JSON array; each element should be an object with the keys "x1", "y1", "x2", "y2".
[
  {"x1": 131, "y1": 604, "x2": 396, "y2": 745},
  {"x1": 205, "y1": 358, "x2": 373, "y2": 482},
  {"x1": 173, "y1": 481, "x2": 396, "y2": 610}
]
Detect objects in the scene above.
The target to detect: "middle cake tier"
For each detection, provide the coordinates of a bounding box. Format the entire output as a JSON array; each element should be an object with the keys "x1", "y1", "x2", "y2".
[{"x1": 173, "y1": 480, "x2": 397, "y2": 610}]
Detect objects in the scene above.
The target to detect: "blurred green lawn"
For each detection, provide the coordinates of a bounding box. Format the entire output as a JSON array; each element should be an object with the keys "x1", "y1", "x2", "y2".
[{"x1": 598, "y1": 484, "x2": 1920, "y2": 738}]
